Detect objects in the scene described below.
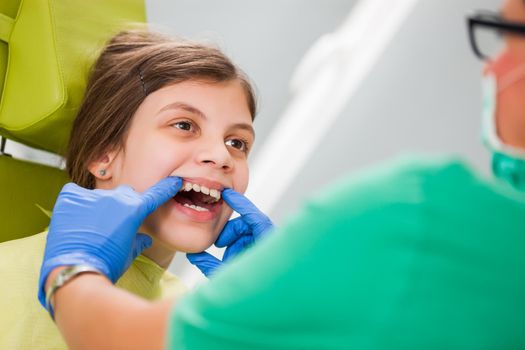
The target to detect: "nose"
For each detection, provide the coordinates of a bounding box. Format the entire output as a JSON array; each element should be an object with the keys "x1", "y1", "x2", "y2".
[{"x1": 195, "y1": 138, "x2": 234, "y2": 171}]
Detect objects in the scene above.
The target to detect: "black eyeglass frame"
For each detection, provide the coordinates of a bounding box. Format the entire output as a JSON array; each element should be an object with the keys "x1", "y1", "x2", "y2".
[{"x1": 467, "y1": 11, "x2": 525, "y2": 61}]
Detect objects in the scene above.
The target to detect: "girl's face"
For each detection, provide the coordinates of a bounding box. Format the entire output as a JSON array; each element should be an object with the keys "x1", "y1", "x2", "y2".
[{"x1": 96, "y1": 80, "x2": 254, "y2": 254}]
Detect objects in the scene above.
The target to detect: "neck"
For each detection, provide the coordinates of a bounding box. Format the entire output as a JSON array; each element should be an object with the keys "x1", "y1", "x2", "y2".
[{"x1": 140, "y1": 238, "x2": 176, "y2": 269}]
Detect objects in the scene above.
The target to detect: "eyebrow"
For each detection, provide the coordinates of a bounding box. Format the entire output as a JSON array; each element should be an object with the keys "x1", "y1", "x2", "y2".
[
  {"x1": 158, "y1": 102, "x2": 206, "y2": 119},
  {"x1": 231, "y1": 123, "x2": 256, "y2": 139},
  {"x1": 158, "y1": 101, "x2": 255, "y2": 138}
]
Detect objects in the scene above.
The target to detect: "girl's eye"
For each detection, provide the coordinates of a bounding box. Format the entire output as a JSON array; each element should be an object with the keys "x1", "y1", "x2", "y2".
[
  {"x1": 172, "y1": 121, "x2": 193, "y2": 131},
  {"x1": 225, "y1": 138, "x2": 249, "y2": 153}
]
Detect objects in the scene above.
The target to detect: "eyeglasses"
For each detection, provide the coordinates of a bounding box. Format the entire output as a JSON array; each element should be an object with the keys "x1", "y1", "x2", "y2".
[{"x1": 467, "y1": 11, "x2": 525, "y2": 61}]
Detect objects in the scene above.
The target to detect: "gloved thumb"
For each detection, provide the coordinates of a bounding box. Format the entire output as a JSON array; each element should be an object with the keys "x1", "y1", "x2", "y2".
[
  {"x1": 132, "y1": 233, "x2": 153, "y2": 260},
  {"x1": 186, "y1": 251, "x2": 222, "y2": 278},
  {"x1": 141, "y1": 176, "x2": 183, "y2": 216}
]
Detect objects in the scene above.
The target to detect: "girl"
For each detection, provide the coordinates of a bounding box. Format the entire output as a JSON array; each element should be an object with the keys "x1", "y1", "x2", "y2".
[{"x1": 0, "y1": 29, "x2": 258, "y2": 349}]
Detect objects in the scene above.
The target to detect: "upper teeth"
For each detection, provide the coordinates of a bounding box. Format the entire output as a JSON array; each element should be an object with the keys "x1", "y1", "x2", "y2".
[{"x1": 181, "y1": 181, "x2": 221, "y2": 201}]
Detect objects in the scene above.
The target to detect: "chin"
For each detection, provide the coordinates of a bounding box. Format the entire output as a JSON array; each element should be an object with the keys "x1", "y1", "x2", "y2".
[
  {"x1": 154, "y1": 220, "x2": 223, "y2": 253},
  {"x1": 143, "y1": 197, "x2": 232, "y2": 253}
]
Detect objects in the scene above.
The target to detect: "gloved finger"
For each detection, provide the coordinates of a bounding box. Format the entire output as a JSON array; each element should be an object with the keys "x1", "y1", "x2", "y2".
[
  {"x1": 119, "y1": 233, "x2": 153, "y2": 282},
  {"x1": 116, "y1": 184, "x2": 137, "y2": 194},
  {"x1": 215, "y1": 217, "x2": 251, "y2": 248},
  {"x1": 223, "y1": 235, "x2": 254, "y2": 262},
  {"x1": 186, "y1": 251, "x2": 222, "y2": 277},
  {"x1": 141, "y1": 176, "x2": 183, "y2": 215},
  {"x1": 222, "y1": 189, "x2": 265, "y2": 223},
  {"x1": 133, "y1": 233, "x2": 153, "y2": 259},
  {"x1": 222, "y1": 189, "x2": 273, "y2": 239}
]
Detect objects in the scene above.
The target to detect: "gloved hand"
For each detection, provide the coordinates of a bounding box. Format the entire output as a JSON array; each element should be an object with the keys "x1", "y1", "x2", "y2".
[
  {"x1": 38, "y1": 176, "x2": 183, "y2": 310},
  {"x1": 187, "y1": 188, "x2": 274, "y2": 277}
]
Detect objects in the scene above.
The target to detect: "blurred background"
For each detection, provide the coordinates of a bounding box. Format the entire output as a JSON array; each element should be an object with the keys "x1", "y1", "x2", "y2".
[{"x1": 5, "y1": 0, "x2": 500, "y2": 286}]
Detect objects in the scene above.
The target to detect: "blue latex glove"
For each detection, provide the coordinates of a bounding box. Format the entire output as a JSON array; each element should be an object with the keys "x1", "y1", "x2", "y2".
[
  {"x1": 38, "y1": 176, "x2": 183, "y2": 311},
  {"x1": 187, "y1": 188, "x2": 274, "y2": 277}
]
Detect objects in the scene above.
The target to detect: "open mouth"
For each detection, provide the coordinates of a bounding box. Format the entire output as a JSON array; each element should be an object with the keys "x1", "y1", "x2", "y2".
[{"x1": 173, "y1": 180, "x2": 223, "y2": 213}]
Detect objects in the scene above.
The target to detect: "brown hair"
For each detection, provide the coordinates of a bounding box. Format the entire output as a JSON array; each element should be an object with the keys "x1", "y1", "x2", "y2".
[{"x1": 66, "y1": 29, "x2": 257, "y2": 189}]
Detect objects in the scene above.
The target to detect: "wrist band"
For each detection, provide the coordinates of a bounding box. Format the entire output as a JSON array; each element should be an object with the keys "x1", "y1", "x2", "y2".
[{"x1": 45, "y1": 265, "x2": 102, "y2": 320}]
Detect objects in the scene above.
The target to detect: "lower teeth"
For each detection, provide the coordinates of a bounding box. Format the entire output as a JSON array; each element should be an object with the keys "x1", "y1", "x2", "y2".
[{"x1": 183, "y1": 203, "x2": 209, "y2": 212}]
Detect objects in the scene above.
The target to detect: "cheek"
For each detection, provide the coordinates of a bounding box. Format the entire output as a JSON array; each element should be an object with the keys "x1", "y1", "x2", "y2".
[
  {"x1": 497, "y1": 84, "x2": 525, "y2": 126},
  {"x1": 119, "y1": 136, "x2": 192, "y2": 192},
  {"x1": 488, "y1": 50, "x2": 524, "y2": 77},
  {"x1": 487, "y1": 52, "x2": 525, "y2": 130},
  {"x1": 233, "y1": 162, "x2": 249, "y2": 193}
]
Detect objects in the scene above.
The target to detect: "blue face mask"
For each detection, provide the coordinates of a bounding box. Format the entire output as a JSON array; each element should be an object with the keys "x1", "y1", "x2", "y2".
[{"x1": 481, "y1": 72, "x2": 525, "y2": 191}]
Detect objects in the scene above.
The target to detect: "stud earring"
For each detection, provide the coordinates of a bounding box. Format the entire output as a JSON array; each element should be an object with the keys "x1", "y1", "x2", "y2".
[{"x1": 99, "y1": 169, "x2": 107, "y2": 176}]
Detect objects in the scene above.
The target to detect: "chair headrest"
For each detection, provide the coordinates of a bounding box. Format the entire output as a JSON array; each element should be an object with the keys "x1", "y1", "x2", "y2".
[{"x1": 0, "y1": 0, "x2": 145, "y2": 155}]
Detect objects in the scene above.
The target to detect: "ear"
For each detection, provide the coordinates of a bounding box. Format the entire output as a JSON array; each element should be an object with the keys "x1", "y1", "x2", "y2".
[{"x1": 87, "y1": 149, "x2": 120, "y2": 183}]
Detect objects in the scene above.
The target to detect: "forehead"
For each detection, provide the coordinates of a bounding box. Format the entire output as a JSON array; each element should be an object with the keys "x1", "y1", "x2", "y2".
[{"x1": 134, "y1": 80, "x2": 253, "y2": 126}]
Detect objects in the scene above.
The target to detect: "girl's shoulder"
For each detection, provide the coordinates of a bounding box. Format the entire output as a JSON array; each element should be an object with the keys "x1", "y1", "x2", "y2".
[
  {"x1": 0, "y1": 231, "x2": 48, "y2": 271},
  {"x1": 0, "y1": 231, "x2": 67, "y2": 349}
]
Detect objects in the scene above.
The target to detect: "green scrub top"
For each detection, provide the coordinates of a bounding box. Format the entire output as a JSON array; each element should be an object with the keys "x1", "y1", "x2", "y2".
[{"x1": 168, "y1": 156, "x2": 525, "y2": 349}]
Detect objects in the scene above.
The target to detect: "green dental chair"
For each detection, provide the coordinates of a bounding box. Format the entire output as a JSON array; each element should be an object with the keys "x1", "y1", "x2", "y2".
[{"x1": 0, "y1": 0, "x2": 146, "y2": 243}]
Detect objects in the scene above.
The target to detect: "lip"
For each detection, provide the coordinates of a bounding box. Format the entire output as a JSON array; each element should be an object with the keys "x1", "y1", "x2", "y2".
[
  {"x1": 180, "y1": 177, "x2": 228, "y2": 191},
  {"x1": 171, "y1": 176, "x2": 228, "y2": 222},
  {"x1": 171, "y1": 198, "x2": 223, "y2": 222}
]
